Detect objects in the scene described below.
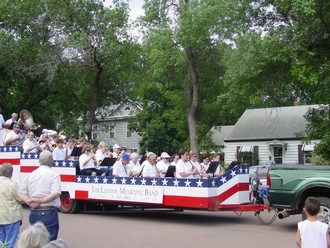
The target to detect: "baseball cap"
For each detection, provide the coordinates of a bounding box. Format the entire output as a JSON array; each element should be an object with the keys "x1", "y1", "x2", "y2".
[
  {"x1": 121, "y1": 153, "x2": 131, "y2": 161},
  {"x1": 113, "y1": 144, "x2": 121, "y2": 149}
]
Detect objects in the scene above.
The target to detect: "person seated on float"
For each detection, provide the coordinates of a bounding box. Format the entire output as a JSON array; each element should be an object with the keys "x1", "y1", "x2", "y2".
[
  {"x1": 112, "y1": 153, "x2": 132, "y2": 177},
  {"x1": 4, "y1": 124, "x2": 24, "y2": 146},
  {"x1": 199, "y1": 153, "x2": 210, "y2": 174},
  {"x1": 39, "y1": 133, "x2": 52, "y2": 151},
  {"x1": 95, "y1": 141, "x2": 112, "y2": 165},
  {"x1": 52, "y1": 139, "x2": 66, "y2": 161},
  {"x1": 142, "y1": 152, "x2": 160, "y2": 178},
  {"x1": 4, "y1": 113, "x2": 18, "y2": 130},
  {"x1": 65, "y1": 138, "x2": 75, "y2": 161},
  {"x1": 79, "y1": 145, "x2": 106, "y2": 176},
  {"x1": 128, "y1": 152, "x2": 142, "y2": 177},
  {"x1": 170, "y1": 153, "x2": 179, "y2": 166},
  {"x1": 23, "y1": 131, "x2": 41, "y2": 153},
  {"x1": 156, "y1": 152, "x2": 171, "y2": 178},
  {"x1": 176, "y1": 149, "x2": 197, "y2": 179},
  {"x1": 209, "y1": 153, "x2": 225, "y2": 177}
]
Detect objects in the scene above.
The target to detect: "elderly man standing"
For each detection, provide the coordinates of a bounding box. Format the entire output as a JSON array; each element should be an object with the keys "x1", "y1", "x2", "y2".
[
  {"x1": 0, "y1": 163, "x2": 22, "y2": 248},
  {"x1": 19, "y1": 150, "x2": 61, "y2": 241}
]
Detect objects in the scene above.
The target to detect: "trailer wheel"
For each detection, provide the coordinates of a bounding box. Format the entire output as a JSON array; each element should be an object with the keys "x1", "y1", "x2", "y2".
[
  {"x1": 302, "y1": 196, "x2": 330, "y2": 224},
  {"x1": 60, "y1": 193, "x2": 78, "y2": 214}
]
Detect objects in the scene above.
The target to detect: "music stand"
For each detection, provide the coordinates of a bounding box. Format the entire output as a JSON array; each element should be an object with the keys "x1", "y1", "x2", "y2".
[
  {"x1": 164, "y1": 165, "x2": 176, "y2": 178},
  {"x1": 99, "y1": 157, "x2": 117, "y2": 167},
  {"x1": 70, "y1": 147, "x2": 82, "y2": 157},
  {"x1": 206, "y1": 162, "x2": 219, "y2": 178}
]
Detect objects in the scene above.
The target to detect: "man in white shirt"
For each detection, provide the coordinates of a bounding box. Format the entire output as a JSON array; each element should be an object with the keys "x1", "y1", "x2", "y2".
[
  {"x1": 112, "y1": 144, "x2": 121, "y2": 158},
  {"x1": 4, "y1": 113, "x2": 18, "y2": 129},
  {"x1": 23, "y1": 131, "x2": 41, "y2": 153},
  {"x1": 19, "y1": 150, "x2": 61, "y2": 241},
  {"x1": 112, "y1": 153, "x2": 131, "y2": 177},
  {"x1": 142, "y1": 152, "x2": 159, "y2": 178},
  {"x1": 4, "y1": 124, "x2": 24, "y2": 146}
]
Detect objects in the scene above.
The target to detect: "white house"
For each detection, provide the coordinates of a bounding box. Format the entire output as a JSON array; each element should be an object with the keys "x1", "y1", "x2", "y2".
[
  {"x1": 211, "y1": 105, "x2": 320, "y2": 166},
  {"x1": 92, "y1": 102, "x2": 141, "y2": 153}
]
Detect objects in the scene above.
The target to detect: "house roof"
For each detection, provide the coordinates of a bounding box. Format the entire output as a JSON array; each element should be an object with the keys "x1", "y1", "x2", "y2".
[
  {"x1": 210, "y1": 126, "x2": 235, "y2": 145},
  {"x1": 225, "y1": 104, "x2": 320, "y2": 142}
]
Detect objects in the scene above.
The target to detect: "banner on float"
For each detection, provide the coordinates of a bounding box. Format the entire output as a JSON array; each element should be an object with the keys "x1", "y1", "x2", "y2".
[{"x1": 88, "y1": 184, "x2": 163, "y2": 204}]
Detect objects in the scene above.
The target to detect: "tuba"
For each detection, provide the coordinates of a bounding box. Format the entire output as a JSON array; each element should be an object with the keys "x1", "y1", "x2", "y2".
[
  {"x1": 18, "y1": 109, "x2": 33, "y2": 130},
  {"x1": 80, "y1": 133, "x2": 89, "y2": 141}
]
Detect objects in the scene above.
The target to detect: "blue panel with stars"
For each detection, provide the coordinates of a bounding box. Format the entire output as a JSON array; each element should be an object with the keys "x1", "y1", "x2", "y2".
[{"x1": 75, "y1": 165, "x2": 249, "y2": 188}]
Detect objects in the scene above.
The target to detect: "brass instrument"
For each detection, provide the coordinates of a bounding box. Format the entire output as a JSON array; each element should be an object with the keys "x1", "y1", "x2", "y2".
[
  {"x1": 80, "y1": 133, "x2": 88, "y2": 141},
  {"x1": 38, "y1": 140, "x2": 45, "y2": 145},
  {"x1": 59, "y1": 130, "x2": 66, "y2": 140},
  {"x1": 18, "y1": 109, "x2": 33, "y2": 129}
]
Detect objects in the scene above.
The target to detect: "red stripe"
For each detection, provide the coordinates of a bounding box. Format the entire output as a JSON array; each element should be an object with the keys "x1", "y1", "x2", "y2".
[
  {"x1": 218, "y1": 182, "x2": 249, "y2": 203},
  {"x1": 163, "y1": 195, "x2": 211, "y2": 209},
  {"x1": 60, "y1": 175, "x2": 76, "y2": 182},
  {"x1": 0, "y1": 158, "x2": 20, "y2": 165},
  {"x1": 20, "y1": 166, "x2": 39, "y2": 173},
  {"x1": 75, "y1": 190, "x2": 88, "y2": 200}
]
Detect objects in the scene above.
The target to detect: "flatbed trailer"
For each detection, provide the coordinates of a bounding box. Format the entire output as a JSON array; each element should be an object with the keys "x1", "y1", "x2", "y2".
[{"x1": 0, "y1": 146, "x2": 270, "y2": 215}]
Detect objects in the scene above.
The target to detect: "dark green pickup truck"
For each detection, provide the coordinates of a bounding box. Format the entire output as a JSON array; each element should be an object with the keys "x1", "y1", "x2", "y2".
[{"x1": 268, "y1": 164, "x2": 330, "y2": 221}]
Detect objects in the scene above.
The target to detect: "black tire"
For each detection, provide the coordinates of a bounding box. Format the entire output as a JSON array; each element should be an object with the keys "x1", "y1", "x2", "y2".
[
  {"x1": 60, "y1": 193, "x2": 79, "y2": 214},
  {"x1": 302, "y1": 196, "x2": 330, "y2": 224}
]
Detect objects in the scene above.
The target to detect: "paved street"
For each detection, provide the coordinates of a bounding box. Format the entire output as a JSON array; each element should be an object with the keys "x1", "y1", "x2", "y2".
[{"x1": 20, "y1": 207, "x2": 300, "y2": 248}]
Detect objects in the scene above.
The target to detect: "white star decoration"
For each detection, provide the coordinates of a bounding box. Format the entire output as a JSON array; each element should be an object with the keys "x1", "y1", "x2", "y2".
[
  {"x1": 121, "y1": 178, "x2": 127, "y2": 184},
  {"x1": 21, "y1": 154, "x2": 25, "y2": 159},
  {"x1": 94, "y1": 177, "x2": 99, "y2": 183},
  {"x1": 34, "y1": 154, "x2": 38, "y2": 159},
  {"x1": 230, "y1": 170, "x2": 236, "y2": 177},
  {"x1": 212, "y1": 180, "x2": 216, "y2": 187},
  {"x1": 184, "y1": 180, "x2": 191, "y2": 187},
  {"x1": 112, "y1": 178, "x2": 117, "y2": 184},
  {"x1": 239, "y1": 168, "x2": 243, "y2": 174},
  {"x1": 15, "y1": 147, "x2": 19, "y2": 152},
  {"x1": 61, "y1": 161, "x2": 66, "y2": 166},
  {"x1": 9, "y1": 147, "x2": 12, "y2": 151},
  {"x1": 55, "y1": 161, "x2": 59, "y2": 167},
  {"x1": 220, "y1": 176, "x2": 227, "y2": 184},
  {"x1": 130, "y1": 178, "x2": 136, "y2": 185},
  {"x1": 27, "y1": 153, "x2": 31, "y2": 159},
  {"x1": 196, "y1": 180, "x2": 203, "y2": 187},
  {"x1": 77, "y1": 176, "x2": 82, "y2": 182},
  {"x1": 162, "y1": 178, "x2": 168, "y2": 186},
  {"x1": 173, "y1": 179, "x2": 180, "y2": 187},
  {"x1": 69, "y1": 161, "x2": 74, "y2": 167},
  {"x1": 141, "y1": 178, "x2": 147, "y2": 185},
  {"x1": 103, "y1": 178, "x2": 108, "y2": 184},
  {"x1": 151, "y1": 179, "x2": 157, "y2": 186},
  {"x1": 3, "y1": 147, "x2": 7, "y2": 152},
  {"x1": 85, "y1": 177, "x2": 90, "y2": 183}
]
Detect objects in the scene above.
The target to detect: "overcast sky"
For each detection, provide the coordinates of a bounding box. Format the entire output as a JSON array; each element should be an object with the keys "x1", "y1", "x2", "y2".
[{"x1": 104, "y1": 0, "x2": 145, "y2": 20}]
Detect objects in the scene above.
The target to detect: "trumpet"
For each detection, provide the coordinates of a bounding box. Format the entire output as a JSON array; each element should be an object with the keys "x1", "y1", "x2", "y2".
[{"x1": 38, "y1": 140, "x2": 45, "y2": 145}]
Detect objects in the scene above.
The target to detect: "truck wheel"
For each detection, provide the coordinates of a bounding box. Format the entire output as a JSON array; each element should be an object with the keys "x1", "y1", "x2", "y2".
[
  {"x1": 60, "y1": 193, "x2": 79, "y2": 214},
  {"x1": 302, "y1": 197, "x2": 330, "y2": 224}
]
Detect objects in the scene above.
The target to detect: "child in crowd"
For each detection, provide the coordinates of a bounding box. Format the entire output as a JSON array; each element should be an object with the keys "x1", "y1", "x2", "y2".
[
  {"x1": 295, "y1": 197, "x2": 330, "y2": 248},
  {"x1": 251, "y1": 171, "x2": 260, "y2": 204}
]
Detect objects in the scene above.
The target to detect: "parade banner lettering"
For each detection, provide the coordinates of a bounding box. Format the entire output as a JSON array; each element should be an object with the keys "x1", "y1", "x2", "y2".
[{"x1": 88, "y1": 184, "x2": 163, "y2": 204}]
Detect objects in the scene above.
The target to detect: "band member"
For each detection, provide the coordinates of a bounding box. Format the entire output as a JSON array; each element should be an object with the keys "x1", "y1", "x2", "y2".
[
  {"x1": 23, "y1": 131, "x2": 41, "y2": 153},
  {"x1": 112, "y1": 144, "x2": 121, "y2": 158},
  {"x1": 52, "y1": 139, "x2": 66, "y2": 161},
  {"x1": 156, "y1": 152, "x2": 171, "y2": 178},
  {"x1": 79, "y1": 145, "x2": 106, "y2": 176},
  {"x1": 65, "y1": 138, "x2": 75, "y2": 161},
  {"x1": 112, "y1": 153, "x2": 132, "y2": 177},
  {"x1": 129, "y1": 153, "x2": 142, "y2": 177},
  {"x1": 142, "y1": 152, "x2": 159, "y2": 178},
  {"x1": 176, "y1": 149, "x2": 197, "y2": 179},
  {"x1": 17, "y1": 109, "x2": 33, "y2": 130},
  {"x1": 4, "y1": 113, "x2": 18, "y2": 130},
  {"x1": 95, "y1": 141, "x2": 111, "y2": 165},
  {"x1": 4, "y1": 124, "x2": 25, "y2": 146},
  {"x1": 39, "y1": 133, "x2": 52, "y2": 151}
]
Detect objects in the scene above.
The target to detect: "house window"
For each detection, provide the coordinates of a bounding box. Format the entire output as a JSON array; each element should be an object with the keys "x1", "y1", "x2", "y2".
[
  {"x1": 273, "y1": 146, "x2": 283, "y2": 164},
  {"x1": 109, "y1": 124, "x2": 115, "y2": 138},
  {"x1": 126, "y1": 123, "x2": 132, "y2": 138},
  {"x1": 304, "y1": 151, "x2": 313, "y2": 164},
  {"x1": 92, "y1": 125, "x2": 98, "y2": 140}
]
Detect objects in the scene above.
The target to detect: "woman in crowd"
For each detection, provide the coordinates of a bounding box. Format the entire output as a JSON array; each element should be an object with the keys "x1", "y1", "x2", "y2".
[
  {"x1": 129, "y1": 152, "x2": 142, "y2": 177},
  {"x1": 176, "y1": 149, "x2": 197, "y2": 179},
  {"x1": 79, "y1": 145, "x2": 106, "y2": 176}
]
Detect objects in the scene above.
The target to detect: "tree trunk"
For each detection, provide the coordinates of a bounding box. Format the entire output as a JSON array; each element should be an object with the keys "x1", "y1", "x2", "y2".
[
  {"x1": 185, "y1": 47, "x2": 199, "y2": 155},
  {"x1": 84, "y1": 49, "x2": 103, "y2": 138}
]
